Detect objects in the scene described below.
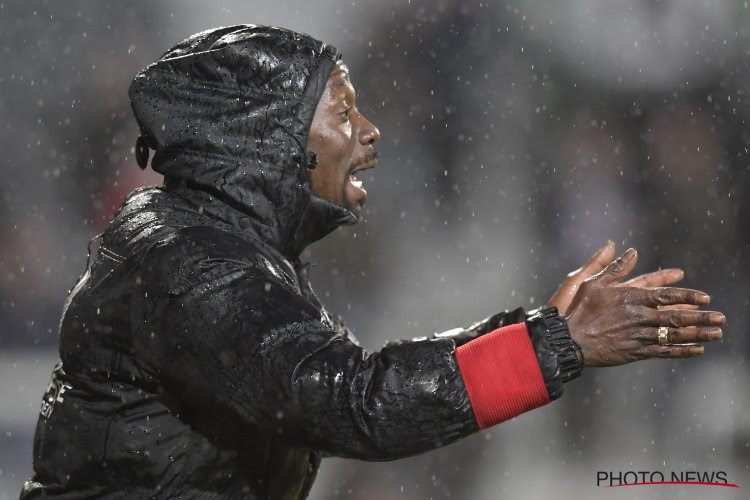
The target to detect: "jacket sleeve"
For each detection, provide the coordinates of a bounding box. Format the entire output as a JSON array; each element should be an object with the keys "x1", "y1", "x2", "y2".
[
  {"x1": 434, "y1": 305, "x2": 583, "y2": 400},
  {"x1": 431, "y1": 307, "x2": 529, "y2": 347},
  {"x1": 131, "y1": 232, "x2": 580, "y2": 460}
]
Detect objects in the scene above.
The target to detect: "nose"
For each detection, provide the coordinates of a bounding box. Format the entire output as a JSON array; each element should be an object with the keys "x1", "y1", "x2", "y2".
[{"x1": 358, "y1": 113, "x2": 381, "y2": 145}]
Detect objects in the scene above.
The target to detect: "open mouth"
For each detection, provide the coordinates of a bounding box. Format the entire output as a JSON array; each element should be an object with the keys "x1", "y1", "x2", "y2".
[
  {"x1": 348, "y1": 156, "x2": 377, "y2": 194},
  {"x1": 349, "y1": 173, "x2": 364, "y2": 190}
]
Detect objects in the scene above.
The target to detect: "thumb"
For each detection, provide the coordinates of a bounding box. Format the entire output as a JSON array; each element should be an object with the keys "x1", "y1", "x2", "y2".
[
  {"x1": 592, "y1": 248, "x2": 638, "y2": 286},
  {"x1": 577, "y1": 239, "x2": 616, "y2": 277}
]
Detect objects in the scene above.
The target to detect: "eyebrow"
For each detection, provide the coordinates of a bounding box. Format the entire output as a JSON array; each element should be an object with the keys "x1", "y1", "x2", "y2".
[
  {"x1": 331, "y1": 77, "x2": 350, "y2": 91},
  {"x1": 330, "y1": 64, "x2": 352, "y2": 91},
  {"x1": 330, "y1": 79, "x2": 354, "y2": 103}
]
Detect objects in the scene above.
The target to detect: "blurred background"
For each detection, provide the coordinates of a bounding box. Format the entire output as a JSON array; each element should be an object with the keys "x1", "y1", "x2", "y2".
[{"x1": 1, "y1": 1, "x2": 749, "y2": 498}]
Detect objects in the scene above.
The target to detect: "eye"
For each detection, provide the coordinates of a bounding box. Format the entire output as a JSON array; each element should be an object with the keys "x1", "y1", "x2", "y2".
[{"x1": 340, "y1": 107, "x2": 351, "y2": 121}]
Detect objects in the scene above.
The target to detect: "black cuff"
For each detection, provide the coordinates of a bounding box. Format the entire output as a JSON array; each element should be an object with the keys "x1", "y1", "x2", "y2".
[
  {"x1": 525, "y1": 309, "x2": 562, "y2": 400},
  {"x1": 541, "y1": 307, "x2": 583, "y2": 383},
  {"x1": 525, "y1": 306, "x2": 584, "y2": 401}
]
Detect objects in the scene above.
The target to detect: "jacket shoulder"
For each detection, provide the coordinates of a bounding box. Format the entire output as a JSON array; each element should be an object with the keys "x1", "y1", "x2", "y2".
[
  {"x1": 97, "y1": 187, "x2": 297, "y2": 290},
  {"x1": 100, "y1": 187, "x2": 205, "y2": 258},
  {"x1": 141, "y1": 223, "x2": 300, "y2": 295},
  {"x1": 103, "y1": 189, "x2": 261, "y2": 258}
]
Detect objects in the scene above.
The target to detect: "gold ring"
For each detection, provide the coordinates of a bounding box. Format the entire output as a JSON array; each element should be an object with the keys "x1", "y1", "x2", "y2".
[{"x1": 657, "y1": 326, "x2": 670, "y2": 346}]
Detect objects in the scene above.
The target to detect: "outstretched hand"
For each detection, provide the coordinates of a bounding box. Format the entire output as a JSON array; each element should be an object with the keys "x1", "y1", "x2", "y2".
[
  {"x1": 563, "y1": 248, "x2": 725, "y2": 367},
  {"x1": 548, "y1": 240, "x2": 692, "y2": 315}
]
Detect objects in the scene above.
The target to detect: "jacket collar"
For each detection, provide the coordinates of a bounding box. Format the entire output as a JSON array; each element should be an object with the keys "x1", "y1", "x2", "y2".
[{"x1": 164, "y1": 178, "x2": 356, "y2": 260}]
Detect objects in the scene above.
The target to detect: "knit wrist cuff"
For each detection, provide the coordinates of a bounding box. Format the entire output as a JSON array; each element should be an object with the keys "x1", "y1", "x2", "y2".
[{"x1": 540, "y1": 307, "x2": 583, "y2": 383}]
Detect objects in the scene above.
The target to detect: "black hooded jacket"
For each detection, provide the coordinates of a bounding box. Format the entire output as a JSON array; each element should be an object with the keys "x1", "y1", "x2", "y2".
[{"x1": 21, "y1": 25, "x2": 579, "y2": 499}]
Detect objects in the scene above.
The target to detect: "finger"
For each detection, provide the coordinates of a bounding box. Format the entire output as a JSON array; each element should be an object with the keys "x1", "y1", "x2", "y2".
[
  {"x1": 619, "y1": 268, "x2": 684, "y2": 288},
  {"x1": 640, "y1": 344, "x2": 705, "y2": 358},
  {"x1": 549, "y1": 241, "x2": 617, "y2": 314},
  {"x1": 648, "y1": 326, "x2": 723, "y2": 344},
  {"x1": 640, "y1": 287, "x2": 711, "y2": 307},
  {"x1": 647, "y1": 309, "x2": 726, "y2": 328},
  {"x1": 658, "y1": 304, "x2": 700, "y2": 311},
  {"x1": 576, "y1": 240, "x2": 616, "y2": 277},
  {"x1": 591, "y1": 248, "x2": 638, "y2": 287}
]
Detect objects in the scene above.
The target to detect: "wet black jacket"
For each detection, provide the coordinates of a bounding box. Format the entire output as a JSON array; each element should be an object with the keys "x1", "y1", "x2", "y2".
[{"x1": 21, "y1": 25, "x2": 576, "y2": 499}]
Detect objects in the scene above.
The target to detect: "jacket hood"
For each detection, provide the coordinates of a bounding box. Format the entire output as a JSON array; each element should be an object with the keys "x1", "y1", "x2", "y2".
[{"x1": 128, "y1": 25, "x2": 356, "y2": 258}]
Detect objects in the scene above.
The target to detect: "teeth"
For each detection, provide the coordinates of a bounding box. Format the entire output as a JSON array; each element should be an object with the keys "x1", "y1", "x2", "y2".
[{"x1": 349, "y1": 174, "x2": 363, "y2": 189}]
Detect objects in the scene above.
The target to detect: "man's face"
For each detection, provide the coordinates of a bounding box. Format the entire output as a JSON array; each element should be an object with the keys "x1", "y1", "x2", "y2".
[{"x1": 307, "y1": 61, "x2": 380, "y2": 219}]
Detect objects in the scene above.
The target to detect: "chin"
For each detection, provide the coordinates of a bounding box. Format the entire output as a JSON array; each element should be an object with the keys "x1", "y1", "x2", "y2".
[
  {"x1": 342, "y1": 193, "x2": 366, "y2": 220},
  {"x1": 348, "y1": 203, "x2": 365, "y2": 221},
  {"x1": 350, "y1": 208, "x2": 364, "y2": 221}
]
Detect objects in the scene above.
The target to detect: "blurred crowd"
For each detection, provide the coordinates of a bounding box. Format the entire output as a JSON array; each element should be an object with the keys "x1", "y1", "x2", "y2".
[{"x1": 1, "y1": 1, "x2": 748, "y2": 498}]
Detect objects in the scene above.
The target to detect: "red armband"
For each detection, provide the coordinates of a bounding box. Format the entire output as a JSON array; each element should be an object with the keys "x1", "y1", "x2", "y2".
[{"x1": 455, "y1": 322, "x2": 550, "y2": 429}]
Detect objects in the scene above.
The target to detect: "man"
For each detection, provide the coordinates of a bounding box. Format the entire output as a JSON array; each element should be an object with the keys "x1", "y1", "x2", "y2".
[{"x1": 21, "y1": 25, "x2": 724, "y2": 499}]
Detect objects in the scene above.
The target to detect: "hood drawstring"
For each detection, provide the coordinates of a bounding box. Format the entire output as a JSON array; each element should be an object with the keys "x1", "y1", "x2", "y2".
[
  {"x1": 135, "y1": 134, "x2": 151, "y2": 170},
  {"x1": 294, "y1": 151, "x2": 318, "y2": 170}
]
